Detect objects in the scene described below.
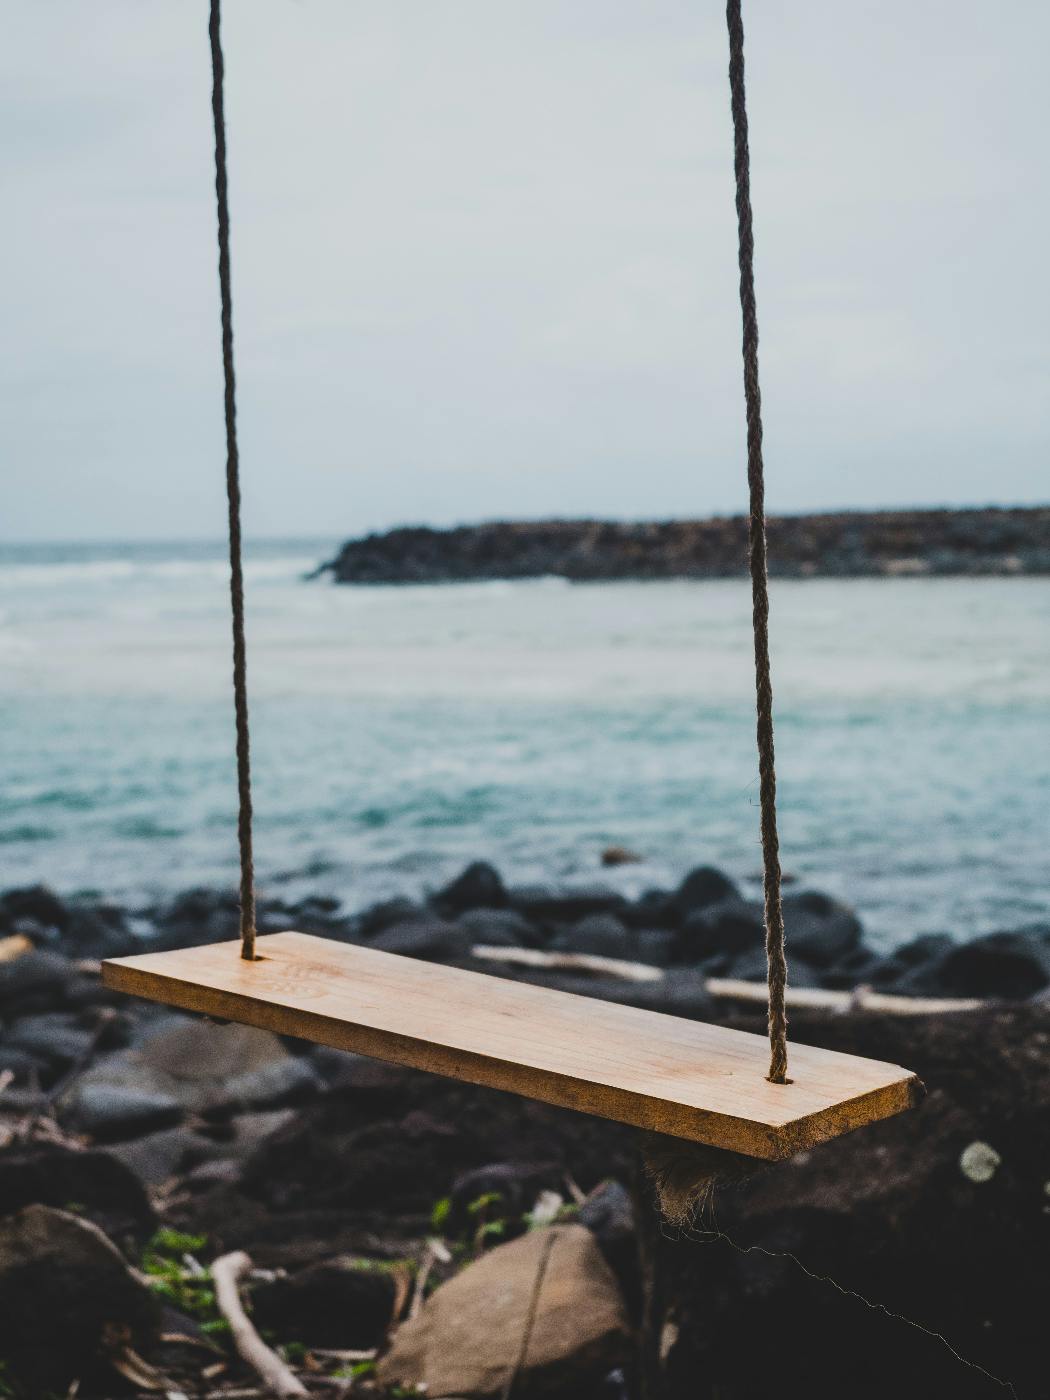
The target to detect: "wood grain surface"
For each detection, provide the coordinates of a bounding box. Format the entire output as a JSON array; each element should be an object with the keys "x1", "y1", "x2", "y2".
[{"x1": 102, "y1": 932, "x2": 919, "y2": 1159}]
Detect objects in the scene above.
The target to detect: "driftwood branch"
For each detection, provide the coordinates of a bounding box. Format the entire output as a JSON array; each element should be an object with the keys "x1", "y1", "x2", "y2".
[
  {"x1": 211, "y1": 1251, "x2": 307, "y2": 1398},
  {"x1": 470, "y1": 945, "x2": 987, "y2": 1015}
]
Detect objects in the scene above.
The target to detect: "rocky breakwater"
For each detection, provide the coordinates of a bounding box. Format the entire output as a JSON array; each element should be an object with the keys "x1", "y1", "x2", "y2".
[
  {"x1": 314, "y1": 506, "x2": 1050, "y2": 583},
  {"x1": 0, "y1": 869, "x2": 1048, "y2": 1398}
]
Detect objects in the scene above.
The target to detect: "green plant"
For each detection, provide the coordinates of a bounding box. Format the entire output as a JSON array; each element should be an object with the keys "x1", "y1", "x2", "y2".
[{"x1": 140, "y1": 1229, "x2": 218, "y2": 1322}]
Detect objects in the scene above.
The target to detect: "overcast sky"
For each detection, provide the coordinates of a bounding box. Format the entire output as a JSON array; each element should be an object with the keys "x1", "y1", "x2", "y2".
[{"x1": 3, "y1": 1, "x2": 1048, "y2": 542}]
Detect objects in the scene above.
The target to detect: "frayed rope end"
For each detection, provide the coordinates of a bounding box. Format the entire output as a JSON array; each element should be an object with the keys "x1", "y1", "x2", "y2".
[{"x1": 641, "y1": 1133, "x2": 765, "y2": 1227}]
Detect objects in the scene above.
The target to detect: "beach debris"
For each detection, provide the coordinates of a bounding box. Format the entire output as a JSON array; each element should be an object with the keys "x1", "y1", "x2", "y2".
[
  {"x1": 211, "y1": 1250, "x2": 307, "y2": 1398},
  {"x1": 959, "y1": 1140, "x2": 1002, "y2": 1184}
]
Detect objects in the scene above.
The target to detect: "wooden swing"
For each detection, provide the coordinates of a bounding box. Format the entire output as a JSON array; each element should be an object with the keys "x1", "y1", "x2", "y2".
[{"x1": 103, "y1": 0, "x2": 918, "y2": 1160}]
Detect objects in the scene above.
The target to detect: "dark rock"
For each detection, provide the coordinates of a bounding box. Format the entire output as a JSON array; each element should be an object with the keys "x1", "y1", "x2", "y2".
[
  {"x1": 664, "y1": 866, "x2": 741, "y2": 925},
  {"x1": 673, "y1": 897, "x2": 764, "y2": 963},
  {"x1": 214, "y1": 1056, "x2": 321, "y2": 1117},
  {"x1": 638, "y1": 1003, "x2": 1050, "y2": 1400},
  {"x1": 578, "y1": 1180, "x2": 637, "y2": 1309},
  {"x1": 0, "y1": 1145, "x2": 155, "y2": 1247},
  {"x1": 5, "y1": 1012, "x2": 96, "y2": 1070},
  {"x1": 552, "y1": 914, "x2": 632, "y2": 959},
  {"x1": 508, "y1": 884, "x2": 627, "y2": 925},
  {"x1": 250, "y1": 1258, "x2": 396, "y2": 1349},
  {"x1": 370, "y1": 918, "x2": 471, "y2": 961},
  {"x1": 105, "y1": 1126, "x2": 215, "y2": 1187},
  {"x1": 457, "y1": 906, "x2": 540, "y2": 947},
  {"x1": 0, "y1": 1045, "x2": 47, "y2": 1082},
  {"x1": 64, "y1": 899, "x2": 139, "y2": 959},
  {"x1": 782, "y1": 890, "x2": 863, "y2": 967},
  {"x1": 914, "y1": 926, "x2": 1050, "y2": 999},
  {"x1": 150, "y1": 887, "x2": 241, "y2": 950},
  {"x1": 0, "y1": 1205, "x2": 158, "y2": 1395},
  {"x1": 867, "y1": 933, "x2": 957, "y2": 993},
  {"x1": 358, "y1": 896, "x2": 428, "y2": 937},
  {"x1": 0, "y1": 948, "x2": 74, "y2": 1014},
  {"x1": 631, "y1": 929, "x2": 676, "y2": 966},
  {"x1": 820, "y1": 946, "x2": 894, "y2": 991},
  {"x1": 316, "y1": 509, "x2": 1050, "y2": 584},
  {"x1": 621, "y1": 888, "x2": 674, "y2": 929},
  {"x1": 66, "y1": 1083, "x2": 185, "y2": 1141},
  {"x1": 433, "y1": 860, "x2": 507, "y2": 915},
  {"x1": 0, "y1": 884, "x2": 69, "y2": 937}
]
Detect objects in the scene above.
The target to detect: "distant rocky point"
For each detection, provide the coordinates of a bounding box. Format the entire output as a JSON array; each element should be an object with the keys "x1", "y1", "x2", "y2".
[{"x1": 313, "y1": 506, "x2": 1050, "y2": 583}]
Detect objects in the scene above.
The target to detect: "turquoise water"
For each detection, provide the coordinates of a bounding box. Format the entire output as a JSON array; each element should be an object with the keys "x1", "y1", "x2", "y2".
[{"x1": 1, "y1": 540, "x2": 1047, "y2": 950}]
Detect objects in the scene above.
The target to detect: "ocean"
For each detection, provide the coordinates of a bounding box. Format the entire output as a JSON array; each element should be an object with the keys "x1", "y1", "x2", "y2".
[{"x1": 1, "y1": 539, "x2": 1047, "y2": 951}]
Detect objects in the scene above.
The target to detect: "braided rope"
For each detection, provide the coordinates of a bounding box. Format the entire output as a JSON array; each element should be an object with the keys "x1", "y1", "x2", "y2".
[
  {"x1": 209, "y1": 0, "x2": 257, "y2": 960},
  {"x1": 725, "y1": 0, "x2": 789, "y2": 1083}
]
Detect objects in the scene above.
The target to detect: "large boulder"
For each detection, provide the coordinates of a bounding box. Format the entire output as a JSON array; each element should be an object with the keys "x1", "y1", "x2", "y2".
[
  {"x1": 673, "y1": 897, "x2": 764, "y2": 963},
  {"x1": 0, "y1": 1205, "x2": 158, "y2": 1394},
  {"x1": 370, "y1": 918, "x2": 472, "y2": 961},
  {"x1": 782, "y1": 890, "x2": 863, "y2": 967},
  {"x1": 0, "y1": 947, "x2": 74, "y2": 1015},
  {"x1": 663, "y1": 867, "x2": 741, "y2": 926},
  {"x1": 377, "y1": 1223, "x2": 629, "y2": 1398},
  {"x1": 433, "y1": 861, "x2": 507, "y2": 915},
  {"x1": 907, "y1": 926, "x2": 1050, "y2": 999},
  {"x1": 62, "y1": 1019, "x2": 320, "y2": 1138}
]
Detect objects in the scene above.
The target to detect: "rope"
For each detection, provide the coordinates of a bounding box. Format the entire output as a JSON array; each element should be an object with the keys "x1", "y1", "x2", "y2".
[
  {"x1": 209, "y1": 0, "x2": 257, "y2": 960},
  {"x1": 725, "y1": 0, "x2": 789, "y2": 1082}
]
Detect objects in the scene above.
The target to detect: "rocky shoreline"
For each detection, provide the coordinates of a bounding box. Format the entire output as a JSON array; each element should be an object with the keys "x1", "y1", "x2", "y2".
[
  {"x1": 1, "y1": 866, "x2": 1047, "y2": 1398},
  {"x1": 314, "y1": 507, "x2": 1050, "y2": 584}
]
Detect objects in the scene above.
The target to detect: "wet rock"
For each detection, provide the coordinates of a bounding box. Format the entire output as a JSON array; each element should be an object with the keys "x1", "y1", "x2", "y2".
[
  {"x1": 216, "y1": 1055, "x2": 320, "y2": 1117},
  {"x1": 552, "y1": 914, "x2": 632, "y2": 959},
  {"x1": 926, "y1": 926, "x2": 1050, "y2": 999},
  {"x1": 0, "y1": 947, "x2": 73, "y2": 1014},
  {"x1": 621, "y1": 888, "x2": 675, "y2": 929},
  {"x1": 371, "y1": 918, "x2": 472, "y2": 961},
  {"x1": 631, "y1": 929, "x2": 676, "y2": 966},
  {"x1": 782, "y1": 890, "x2": 863, "y2": 967},
  {"x1": 434, "y1": 860, "x2": 507, "y2": 915},
  {"x1": 0, "y1": 884, "x2": 69, "y2": 937},
  {"x1": 458, "y1": 906, "x2": 539, "y2": 947},
  {"x1": 378, "y1": 1223, "x2": 629, "y2": 1398},
  {"x1": 0, "y1": 1205, "x2": 158, "y2": 1395},
  {"x1": 664, "y1": 866, "x2": 741, "y2": 926},
  {"x1": 67, "y1": 1082, "x2": 185, "y2": 1141},
  {"x1": 105, "y1": 1125, "x2": 215, "y2": 1187},
  {"x1": 673, "y1": 897, "x2": 764, "y2": 963},
  {"x1": 150, "y1": 887, "x2": 241, "y2": 950},
  {"x1": 508, "y1": 884, "x2": 627, "y2": 925},
  {"x1": 64, "y1": 899, "x2": 139, "y2": 959},
  {"x1": 358, "y1": 896, "x2": 427, "y2": 937},
  {"x1": 0, "y1": 1145, "x2": 155, "y2": 1250},
  {"x1": 5, "y1": 1012, "x2": 97, "y2": 1070},
  {"x1": 250, "y1": 1258, "x2": 396, "y2": 1349}
]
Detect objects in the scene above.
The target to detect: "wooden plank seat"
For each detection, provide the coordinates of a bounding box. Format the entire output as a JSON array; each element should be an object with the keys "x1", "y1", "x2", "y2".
[{"x1": 102, "y1": 931, "x2": 919, "y2": 1161}]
